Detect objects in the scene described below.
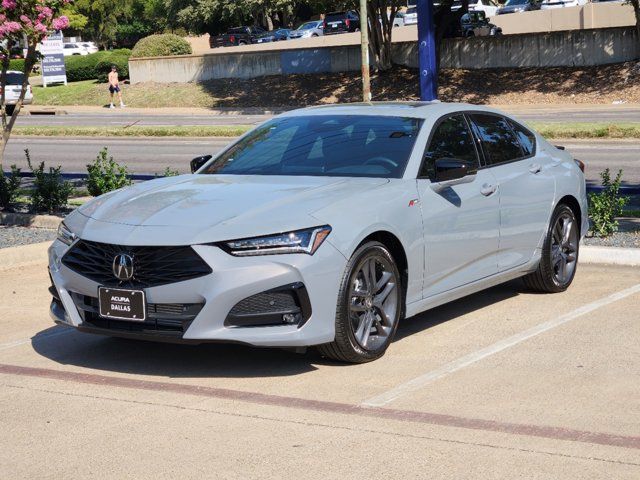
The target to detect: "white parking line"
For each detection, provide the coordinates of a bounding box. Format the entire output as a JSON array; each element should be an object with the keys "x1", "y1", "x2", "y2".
[
  {"x1": 0, "y1": 328, "x2": 72, "y2": 352},
  {"x1": 362, "y1": 283, "x2": 640, "y2": 408}
]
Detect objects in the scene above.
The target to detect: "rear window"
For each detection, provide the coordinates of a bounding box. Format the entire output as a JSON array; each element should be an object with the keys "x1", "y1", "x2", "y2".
[
  {"x1": 406, "y1": 7, "x2": 417, "y2": 14},
  {"x1": 201, "y1": 115, "x2": 422, "y2": 179},
  {"x1": 325, "y1": 12, "x2": 347, "y2": 22},
  {"x1": 5, "y1": 72, "x2": 25, "y2": 85}
]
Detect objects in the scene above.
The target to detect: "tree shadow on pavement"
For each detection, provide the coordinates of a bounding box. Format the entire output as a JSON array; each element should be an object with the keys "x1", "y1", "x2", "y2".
[{"x1": 31, "y1": 280, "x2": 524, "y2": 378}]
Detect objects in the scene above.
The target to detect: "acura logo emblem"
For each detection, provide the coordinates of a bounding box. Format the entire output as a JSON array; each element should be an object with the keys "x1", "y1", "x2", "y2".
[{"x1": 112, "y1": 254, "x2": 134, "y2": 281}]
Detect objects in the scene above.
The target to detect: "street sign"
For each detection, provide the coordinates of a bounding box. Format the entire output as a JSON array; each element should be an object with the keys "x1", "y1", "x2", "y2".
[{"x1": 41, "y1": 31, "x2": 67, "y2": 87}]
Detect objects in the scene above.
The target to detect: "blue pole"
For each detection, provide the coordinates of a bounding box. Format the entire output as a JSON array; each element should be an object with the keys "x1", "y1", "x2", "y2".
[{"x1": 417, "y1": 0, "x2": 437, "y2": 100}]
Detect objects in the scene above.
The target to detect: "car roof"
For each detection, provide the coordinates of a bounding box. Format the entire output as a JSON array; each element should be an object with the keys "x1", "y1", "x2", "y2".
[{"x1": 281, "y1": 102, "x2": 504, "y2": 120}]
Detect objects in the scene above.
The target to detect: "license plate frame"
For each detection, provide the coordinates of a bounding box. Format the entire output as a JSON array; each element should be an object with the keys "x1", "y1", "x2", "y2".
[{"x1": 98, "y1": 287, "x2": 146, "y2": 322}]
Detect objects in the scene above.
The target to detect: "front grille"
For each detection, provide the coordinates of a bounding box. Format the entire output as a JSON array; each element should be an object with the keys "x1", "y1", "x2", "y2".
[
  {"x1": 70, "y1": 292, "x2": 203, "y2": 336},
  {"x1": 62, "y1": 240, "x2": 212, "y2": 288}
]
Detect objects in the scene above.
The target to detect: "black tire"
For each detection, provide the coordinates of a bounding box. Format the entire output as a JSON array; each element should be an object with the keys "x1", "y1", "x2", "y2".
[
  {"x1": 523, "y1": 204, "x2": 579, "y2": 293},
  {"x1": 318, "y1": 241, "x2": 402, "y2": 363}
]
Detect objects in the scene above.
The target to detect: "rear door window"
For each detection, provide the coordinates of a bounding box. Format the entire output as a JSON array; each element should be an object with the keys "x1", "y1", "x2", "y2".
[
  {"x1": 468, "y1": 113, "x2": 524, "y2": 165},
  {"x1": 420, "y1": 114, "x2": 479, "y2": 180},
  {"x1": 509, "y1": 121, "x2": 536, "y2": 157}
]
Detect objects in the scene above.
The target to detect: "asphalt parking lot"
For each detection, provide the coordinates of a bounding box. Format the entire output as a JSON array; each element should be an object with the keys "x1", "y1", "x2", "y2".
[{"x1": 1, "y1": 244, "x2": 639, "y2": 478}]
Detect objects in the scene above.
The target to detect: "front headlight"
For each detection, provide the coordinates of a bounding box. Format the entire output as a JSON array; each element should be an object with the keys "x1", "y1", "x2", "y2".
[
  {"x1": 220, "y1": 226, "x2": 332, "y2": 256},
  {"x1": 57, "y1": 222, "x2": 77, "y2": 246}
]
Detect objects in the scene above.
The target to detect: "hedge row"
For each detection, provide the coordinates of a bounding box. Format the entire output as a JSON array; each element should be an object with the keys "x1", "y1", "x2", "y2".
[
  {"x1": 65, "y1": 49, "x2": 131, "y2": 82},
  {"x1": 8, "y1": 59, "x2": 26, "y2": 72}
]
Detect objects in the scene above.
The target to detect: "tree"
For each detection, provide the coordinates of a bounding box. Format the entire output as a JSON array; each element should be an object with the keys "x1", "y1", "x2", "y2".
[
  {"x1": 365, "y1": 0, "x2": 403, "y2": 71},
  {"x1": 628, "y1": 0, "x2": 640, "y2": 41},
  {"x1": 1, "y1": 0, "x2": 71, "y2": 167}
]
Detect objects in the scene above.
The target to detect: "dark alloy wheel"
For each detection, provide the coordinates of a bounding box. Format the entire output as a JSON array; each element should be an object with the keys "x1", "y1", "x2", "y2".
[
  {"x1": 523, "y1": 204, "x2": 579, "y2": 293},
  {"x1": 318, "y1": 241, "x2": 402, "y2": 363}
]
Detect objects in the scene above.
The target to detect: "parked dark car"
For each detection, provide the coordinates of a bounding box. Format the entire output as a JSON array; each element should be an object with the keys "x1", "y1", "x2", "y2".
[
  {"x1": 255, "y1": 29, "x2": 292, "y2": 43},
  {"x1": 496, "y1": 0, "x2": 541, "y2": 14},
  {"x1": 459, "y1": 11, "x2": 502, "y2": 36},
  {"x1": 323, "y1": 11, "x2": 360, "y2": 34},
  {"x1": 209, "y1": 26, "x2": 268, "y2": 48}
]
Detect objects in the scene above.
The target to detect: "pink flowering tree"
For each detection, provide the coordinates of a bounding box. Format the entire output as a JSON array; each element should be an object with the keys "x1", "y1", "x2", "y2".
[{"x1": 1, "y1": 0, "x2": 71, "y2": 166}]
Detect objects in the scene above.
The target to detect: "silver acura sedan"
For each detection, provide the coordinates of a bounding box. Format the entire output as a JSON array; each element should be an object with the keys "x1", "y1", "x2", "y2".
[{"x1": 49, "y1": 103, "x2": 588, "y2": 363}]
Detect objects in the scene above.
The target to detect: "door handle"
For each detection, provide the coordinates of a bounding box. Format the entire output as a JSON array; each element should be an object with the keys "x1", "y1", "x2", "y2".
[
  {"x1": 529, "y1": 164, "x2": 542, "y2": 174},
  {"x1": 480, "y1": 183, "x2": 497, "y2": 196}
]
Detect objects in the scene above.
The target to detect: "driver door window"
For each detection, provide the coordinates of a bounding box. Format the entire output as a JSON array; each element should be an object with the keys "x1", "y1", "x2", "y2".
[{"x1": 420, "y1": 115, "x2": 480, "y2": 181}]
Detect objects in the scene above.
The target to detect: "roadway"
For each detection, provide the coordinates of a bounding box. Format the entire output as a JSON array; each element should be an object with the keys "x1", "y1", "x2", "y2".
[
  {"x1": 16, "y1": 105, "x2": 640, "y2": 127},
  {"x1": 3, "y1": 136, "x2": 639, "y2": 187}
]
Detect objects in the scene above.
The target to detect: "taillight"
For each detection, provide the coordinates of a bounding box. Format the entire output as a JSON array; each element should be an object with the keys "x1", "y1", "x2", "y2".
[
  {"x1": 574, "y1": 159, "x2": 585, "y2": 173},
  {"x1": 229, "y1": 35, "x2": 235, "y2": 43},
  {"x1": 345, "y1": 19, "x2": 350, "y2": 27}
]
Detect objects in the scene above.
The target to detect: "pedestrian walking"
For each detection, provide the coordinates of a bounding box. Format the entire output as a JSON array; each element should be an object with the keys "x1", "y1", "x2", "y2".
[{"x1": 108, "y1": 65, "x2": 126, "y2": 109}]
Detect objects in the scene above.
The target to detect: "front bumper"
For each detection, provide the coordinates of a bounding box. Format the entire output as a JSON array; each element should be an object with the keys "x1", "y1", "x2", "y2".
[{"x1": 49, "y1": 239, "x2": 347, "y2": 347}]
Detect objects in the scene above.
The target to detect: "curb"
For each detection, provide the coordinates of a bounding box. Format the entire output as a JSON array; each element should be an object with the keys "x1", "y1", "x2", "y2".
[
  {"x1": 580, "y1": 245, "x2": 640, "y2": 267},
  {"x1": 1, "y1": 212, "x2": 61, "y2": 230},
  {"x1": 0, "y1": 241, "x2": 50, "y2": 271}
]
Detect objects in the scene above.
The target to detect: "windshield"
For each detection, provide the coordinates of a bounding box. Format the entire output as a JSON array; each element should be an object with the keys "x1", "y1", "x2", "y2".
[
  {"x1": 298, "y1": 22, "x2": 316, "y2": 30},
  {"x1": 201, "y1": 115, "x2": 422, "y2": 178},
  {"x1": 505, "y1": 0, "x2": 529, "y2": 5}
]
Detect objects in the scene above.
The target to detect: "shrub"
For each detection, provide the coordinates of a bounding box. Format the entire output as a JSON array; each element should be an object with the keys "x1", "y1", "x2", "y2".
[
  {"x1": 131, "y1": 34, "x2": 192, "y2": 58},
  {"x1": 8, "y1": 58, "x2": 26, "y2": 73},
  {"x1": 65, "y1": 50, "x2": 131, "y2": 82},
  {"x1": 155, "y1": 166, "x2": 179, "y2": 178},
  {"x1": 0, "y1": 165, "x2": 22, "y2": 210},
  {"x1": 95, "y1": 54, "x2": 129, "y2": 83},
  {"x1": 26, "y1": 149, "x2": 74, "y2": 213},
  {"x1": 86, "y1": 147, "x2": 132, "y2": 197},
  {"x1": 588, "y1": 168, "x2": 629, "y2": 237}
]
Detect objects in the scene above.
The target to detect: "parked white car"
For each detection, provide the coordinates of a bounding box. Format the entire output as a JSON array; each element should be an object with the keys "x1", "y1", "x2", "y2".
[
  {"x1": 288, "y1": 21, "x2": 324, "y2": 39},
  {"x1": 79, "y1": 41, "x2": 98, "y2": 54},
  {"x1": 49, "y1": 103, "x2": 588, "y2": 363},
  {"x1": 540, "y1": 0, "x2": 588, "y2": 8},
  {"x1": 404, "y1": 6, "x2": 418, "y2": 25},
  {"x1": 453, "y1": 0, "x2": 500, "y2": 17},
  {"x1": 62, "y1": 42, "x2": 89, "y2": 56},
  {"x1": 2, "y1": 70, "x2": 33, "y2": 115}
]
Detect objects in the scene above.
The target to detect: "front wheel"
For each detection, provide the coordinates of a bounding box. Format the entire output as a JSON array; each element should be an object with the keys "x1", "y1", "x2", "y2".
[
  {"x1": 318, "y1": 241, "x2": 402, "y2": 363},
  {"x1": 523, "y1": 204, "x2": 579, "y2": 293}
]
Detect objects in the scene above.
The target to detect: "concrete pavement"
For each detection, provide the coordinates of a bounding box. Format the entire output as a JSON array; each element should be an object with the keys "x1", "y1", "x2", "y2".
[
  {"x1": 4, "y1": 136, "x2": 639, "y2": 186},
  {"x1": 1, "y1": 247, "x2": 639, "y2": 478}
]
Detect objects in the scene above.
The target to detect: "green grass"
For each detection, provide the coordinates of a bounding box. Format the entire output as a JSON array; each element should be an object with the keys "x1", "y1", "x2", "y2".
[
  {"x1": 530, "y1": 122, "x2": 640, "y2": 139},
  {"x1": 12, "y1": 122, "x2": 640, "y2": 140},
  {"x1": 32, "y1": 80, "x2": 103, "y2": 106},
  {"x1": 13, "y1": 125, "x2": 251, "y2": 138}
]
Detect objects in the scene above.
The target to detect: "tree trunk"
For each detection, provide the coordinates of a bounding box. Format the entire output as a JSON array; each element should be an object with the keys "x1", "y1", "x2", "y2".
[
  {"x1": 631, "y1": 0, "x2": 640, "y2": 41},
  {"x1": 367, "y1": 0, "x2": 397, "y2": 72}
]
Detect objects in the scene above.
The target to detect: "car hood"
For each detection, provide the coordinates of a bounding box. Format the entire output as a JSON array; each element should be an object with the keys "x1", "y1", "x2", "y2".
[{"x1": 73, "y1": 174, "x2": 388, "y2": 245}]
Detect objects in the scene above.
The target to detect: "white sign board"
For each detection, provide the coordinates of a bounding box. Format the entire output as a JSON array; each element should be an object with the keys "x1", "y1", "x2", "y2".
[{"x1": 41, "y1": 31, "x2": 67, "y2": 87}]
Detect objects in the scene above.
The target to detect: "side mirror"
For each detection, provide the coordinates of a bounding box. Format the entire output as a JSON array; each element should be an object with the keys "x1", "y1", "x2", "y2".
[
  {"x1": 190, "y1": 155, "x2": 212, "y2": 173},
  {"x1": 431, "y1": 158, "x2": 477, "y2": 191}
]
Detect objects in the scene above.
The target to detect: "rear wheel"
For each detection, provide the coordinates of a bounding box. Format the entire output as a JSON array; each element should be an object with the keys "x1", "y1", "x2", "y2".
[
  {"x1": 318, "y1": 241, "x2": 402, "y2": 363},
  {"x1": 523, "y1": 204, "x2": 579, "y2": 293}
]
